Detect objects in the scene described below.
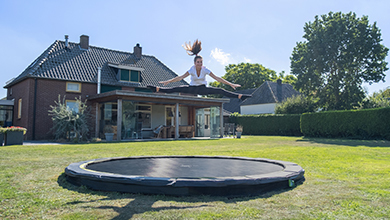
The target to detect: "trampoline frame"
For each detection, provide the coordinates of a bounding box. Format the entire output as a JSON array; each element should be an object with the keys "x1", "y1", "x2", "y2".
[{"x1": 65, "y1": 155, "x2": 305, "y2": 196}]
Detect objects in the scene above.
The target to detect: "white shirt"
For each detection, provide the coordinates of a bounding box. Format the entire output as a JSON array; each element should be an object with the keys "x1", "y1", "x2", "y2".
[{"x1": 187, "y1": 65, "x2": 211, "y2": 86}]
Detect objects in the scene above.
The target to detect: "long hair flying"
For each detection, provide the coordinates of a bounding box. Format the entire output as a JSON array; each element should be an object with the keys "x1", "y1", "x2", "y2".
[{"x1": 183, "y1": 39, "x2": 202, "y2": 56}]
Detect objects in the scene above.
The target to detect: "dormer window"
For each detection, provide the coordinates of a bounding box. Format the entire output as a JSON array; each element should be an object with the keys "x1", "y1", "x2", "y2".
[
  {"x1": 108, "y1": 63, "x2": 144, "y2": 83},
  {"x1": 120, "y1": 69, "x2": 140, "y2": 82}
]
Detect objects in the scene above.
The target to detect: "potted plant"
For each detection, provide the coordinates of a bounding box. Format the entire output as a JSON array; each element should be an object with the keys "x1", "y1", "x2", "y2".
[
  {"x1": 4, "y1": 126, "x2": 27, "y2": 145},
  {"x1": 236, "y1": 125, "x2": 243, "y2": 139},
  {"x1": 104, "y1": 125, "x2": 114, "y2": 142},
  {"x1": 0, "y1": 127, "x2": 6, "y2": 146}
]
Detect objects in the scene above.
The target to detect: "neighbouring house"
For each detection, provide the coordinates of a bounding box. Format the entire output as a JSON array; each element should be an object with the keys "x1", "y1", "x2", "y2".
[
  {"x1": 4, "y1": 35, "x2": 229, "y2": 141},
  {"x1": 223, "y1": 80, "x2": 300, "y2": 115}
]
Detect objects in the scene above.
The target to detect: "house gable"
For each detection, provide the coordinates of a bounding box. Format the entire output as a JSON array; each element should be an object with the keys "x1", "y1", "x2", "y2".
[
  {"x1": 241, "y1": 81, "x2": 300, "y2": 106},
  {"x1": 222, "y1": 80, "x2": 300, "y2": 115}
]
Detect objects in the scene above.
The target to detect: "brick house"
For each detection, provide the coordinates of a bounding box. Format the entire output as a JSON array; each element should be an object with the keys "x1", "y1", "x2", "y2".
[{"x1": 4, "y1": 35, "x2": 229, "y2": 140}]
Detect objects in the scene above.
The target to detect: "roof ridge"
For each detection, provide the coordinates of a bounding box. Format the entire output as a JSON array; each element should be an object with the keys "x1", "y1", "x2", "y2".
[
  {"x1": 29, "y1": 40, "x2": 60, "y2": 76},
  {"x1": 266, "y1": 81, "x2": 278, "y2": 102},
  {"x1": 59, "y1": 40, "x2": 156, "y2": 59},
  {"x1": 240, "y1": 82, "x2": 266, "y2": 105}
]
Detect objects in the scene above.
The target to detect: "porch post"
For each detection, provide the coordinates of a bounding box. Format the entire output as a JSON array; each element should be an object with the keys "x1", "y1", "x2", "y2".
[
  {"x1": 117, "y1": 99, "x2": 122, "y2": 141},
  {"x1": 175, "y1": 103, "x2": 179, "y2": 139},
  {"x1": 220, "y1": 103, "x2": 224, "y2": 138},
  {"x1": 95, "y1": 103, "x2": 99, "y2": 138}
]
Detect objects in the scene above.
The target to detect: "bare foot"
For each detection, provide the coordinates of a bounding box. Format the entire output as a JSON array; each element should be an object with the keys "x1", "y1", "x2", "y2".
[
  {"x1": 156, "y1": 87, "x2": 160, "y2": 92},
  {"x1": 238, "y1": 94, "x2": 242, "y2": 99}
]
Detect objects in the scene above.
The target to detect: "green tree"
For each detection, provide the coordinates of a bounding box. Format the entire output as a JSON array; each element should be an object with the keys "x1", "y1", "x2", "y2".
[
  {"x1": 49, "y1": 95, "x2": 90, "y2": 142},
  {"x1": 291, "y1": 12, "x2": 389, "y2": 110},
  {"x1": 358, "y1": 87, "x2": 390, "y2": 109},
  {"x1": 275, "y1": 95, "x2": 317, "y2": 114},
  {"x1": 277, "y1": 71, "x2": 297, "y2": 89},
  {"x1": 209, "y1": 63, "x2": 278, "y2": 91}
]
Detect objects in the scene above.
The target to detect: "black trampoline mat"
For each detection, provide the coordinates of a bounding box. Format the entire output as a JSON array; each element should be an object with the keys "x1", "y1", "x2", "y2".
[{"x1": 86, "y1": 157, "x2": 284, "y2": 178}]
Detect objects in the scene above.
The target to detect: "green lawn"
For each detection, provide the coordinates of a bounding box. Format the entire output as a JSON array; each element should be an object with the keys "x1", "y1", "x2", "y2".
[{"x1": 1, "y1": 136, "x2": 389, "y2": 219}]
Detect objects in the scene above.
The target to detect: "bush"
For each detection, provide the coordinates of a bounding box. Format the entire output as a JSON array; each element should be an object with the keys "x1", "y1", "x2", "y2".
[
  {"x1": 229, "y1": 114, "x2": 302, "y2": 136},
  {"x1": 301, "y1": 107, "x2": 390, "y2": 140},
  {"x1": 48, "y1": 95, "x2": 91, "y2": 142}
]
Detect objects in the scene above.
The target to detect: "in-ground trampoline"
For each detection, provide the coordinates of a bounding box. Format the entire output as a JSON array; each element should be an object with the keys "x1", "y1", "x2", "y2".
[{"x1": 65, "y1": 156, "x2": 305, "y2": 196}]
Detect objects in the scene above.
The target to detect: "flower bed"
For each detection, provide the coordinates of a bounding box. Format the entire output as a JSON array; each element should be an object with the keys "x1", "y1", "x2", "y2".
[
  {"x1": 0, "y1": 128, "x2": 5, "y2": 146},
  {"x1": 2, "y1": 126, "x2": 27, "y2": 146}
]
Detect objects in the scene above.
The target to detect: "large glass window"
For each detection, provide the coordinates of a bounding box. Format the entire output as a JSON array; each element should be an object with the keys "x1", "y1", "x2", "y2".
[
  {"x1": 0, "y1": 105, "x2": 13, "y2": 127},
  {"x1": 122, "y1": 101, "x2": 136, "y2": 139},
  {"x1": 195, "y1": 108, "x2": 204, "y2": 137},
  {"x1": 210, "y1": 106, "x2": 220, "y2": 138},
  {"x1": 136, "y1": 104, "x2": 151, "y2": 128},
  {"x1": 99, "y1": 102, "x2": 118, "y2": 139},
  {"x1": 166, "y1": 106, "x2": 174, "y2": 126}
]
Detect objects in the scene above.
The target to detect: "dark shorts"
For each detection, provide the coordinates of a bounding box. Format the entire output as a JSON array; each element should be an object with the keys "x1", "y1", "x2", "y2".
[{"x1": 156, "y1": 85, "x2": 250, "y2": 99}]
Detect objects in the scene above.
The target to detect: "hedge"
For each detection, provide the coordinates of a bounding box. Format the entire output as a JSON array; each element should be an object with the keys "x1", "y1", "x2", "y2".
[
  {"x1": 301, "y1": 107, "x2": 390, "y2": 140},
  {"x1": 229, "y1": 114, "x2": 302, "y2": 136}
]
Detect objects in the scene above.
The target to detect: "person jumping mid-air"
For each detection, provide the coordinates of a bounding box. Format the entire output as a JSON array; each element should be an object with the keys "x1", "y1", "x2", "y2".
[{"x1": 148, "y1": 39, "x2": 251, "y2": 100}]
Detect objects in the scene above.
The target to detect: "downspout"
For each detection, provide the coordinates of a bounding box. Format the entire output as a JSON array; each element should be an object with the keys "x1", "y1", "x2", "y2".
[
  {"x1": 32, "y1": 78, "x2": 37, "y2": 140},
  {"x1": 97, "y1": 67, "x2": 101, "y2": 94}
]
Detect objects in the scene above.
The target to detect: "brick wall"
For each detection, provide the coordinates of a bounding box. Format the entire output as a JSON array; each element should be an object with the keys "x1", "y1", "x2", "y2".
[
  {"x1": 7, "y1": 78, "x2": 98, "y2": 140},
  {"x1": 7, "y1": 78, "x2": 34, "y2": 139}
]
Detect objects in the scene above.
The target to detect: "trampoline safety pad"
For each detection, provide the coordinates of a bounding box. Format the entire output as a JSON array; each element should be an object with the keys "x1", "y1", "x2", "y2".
[{"x1": 65, "y1": 155, "x2": 305, "y2": 196}]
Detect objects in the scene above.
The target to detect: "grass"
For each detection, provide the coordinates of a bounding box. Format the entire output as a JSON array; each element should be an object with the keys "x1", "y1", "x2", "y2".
[{"x1": 1, "y1": 136, "x2": 390, "y2": 219}]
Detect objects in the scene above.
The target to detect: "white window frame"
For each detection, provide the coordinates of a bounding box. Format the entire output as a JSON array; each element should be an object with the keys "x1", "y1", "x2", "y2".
[
  {"x1": 18, "y1": 98, "x2": 22, "y2": 119},
  {"x1": 66, "y1": 82, "x2": 81, "y2": 93}
]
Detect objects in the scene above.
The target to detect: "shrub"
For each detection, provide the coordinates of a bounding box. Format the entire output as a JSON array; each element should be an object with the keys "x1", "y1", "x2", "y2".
[
  {"x1": 301, "y1": 107, "x2": 390, "y2": 140},
  {"x1": 48, "y1": 95, "x2": 91, "y2": 142},
  {"x1": 229, "y1": 114, "x2": 302, "y2": 136}
]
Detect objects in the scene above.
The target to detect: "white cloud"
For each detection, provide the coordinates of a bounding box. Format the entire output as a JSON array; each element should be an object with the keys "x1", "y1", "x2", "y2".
[
  {"x1": 243, "y1": 57, "x2": 252, "y2": 63},
  {"x1": 210, "y1": 48, "x2": 231, "y2": 66}
]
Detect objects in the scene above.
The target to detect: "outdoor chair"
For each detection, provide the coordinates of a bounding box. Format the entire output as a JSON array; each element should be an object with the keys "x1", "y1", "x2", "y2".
[{"x1": 224, "y1": 123, "x2": 235, "y2": 138}]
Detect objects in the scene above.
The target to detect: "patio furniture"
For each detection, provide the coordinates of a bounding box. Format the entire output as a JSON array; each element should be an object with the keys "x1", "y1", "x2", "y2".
[{"x1": 224, "y1": 123, "x2": 235, "y2": 138}]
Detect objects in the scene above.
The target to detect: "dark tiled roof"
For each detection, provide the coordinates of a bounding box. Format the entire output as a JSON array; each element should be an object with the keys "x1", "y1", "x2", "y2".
[
  {"x1": 5, "y1": 40, "x2": 188, "y2": 88},
  {"x1": 241, "y1": 81, "x2": 300, "y2": 106},
  {"x1": 223, "y1": 88, "x2": 256, "y2": 114}
]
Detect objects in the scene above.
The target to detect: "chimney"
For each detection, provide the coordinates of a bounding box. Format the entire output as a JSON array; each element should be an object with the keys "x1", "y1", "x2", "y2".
[
  {"x1": 80, "y1": 35, "x2": 89, "y2": 50},
  {"x1": 277, "y1": 79, "x2": 283, "y2": 102},
  {"x1": 65, "y1": 35, "x2": 69, "y2": 48},
  {"x1": 134, "y1": 43, "x2": 142, "y2": 59}
]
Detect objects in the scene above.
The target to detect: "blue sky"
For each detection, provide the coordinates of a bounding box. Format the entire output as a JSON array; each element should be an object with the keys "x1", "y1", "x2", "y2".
[{"x1": 1, "y1": 0, "x2": 390, "y2": 98}]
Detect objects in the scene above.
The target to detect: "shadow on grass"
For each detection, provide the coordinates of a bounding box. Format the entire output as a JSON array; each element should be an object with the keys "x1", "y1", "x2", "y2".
[
  {"x1": 57, "y1": 173, "x2": 302, "y2": 219},
  {"x1": 297, "y1": 137, "x2": 390, "y2": 147}
]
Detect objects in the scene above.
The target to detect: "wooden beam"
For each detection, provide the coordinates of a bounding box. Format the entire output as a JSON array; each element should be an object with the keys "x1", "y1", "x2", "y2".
[
  {"x1": 117, "y1": 99, "x2": 122, "y2": 141},
  {"x1": 95, "y1": 103, "x2": 99, "y2": 138}
]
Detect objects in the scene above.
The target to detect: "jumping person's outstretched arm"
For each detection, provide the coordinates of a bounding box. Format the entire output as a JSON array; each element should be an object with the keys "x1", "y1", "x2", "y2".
[
  {"x1": 159, "y1": 72, "x2": 190, "y2": 86},
  {"x1": 209, "y1": 72, "x2": 241, "y2": 90}
]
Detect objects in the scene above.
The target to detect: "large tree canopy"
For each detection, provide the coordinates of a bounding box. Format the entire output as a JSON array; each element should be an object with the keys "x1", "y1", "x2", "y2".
[
  {"x1": 210, "y1": 63, "x2": 294, "y2": 91},
  {"x1": 291, "y1": 12, "x2": 389, "y2": 110}
]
